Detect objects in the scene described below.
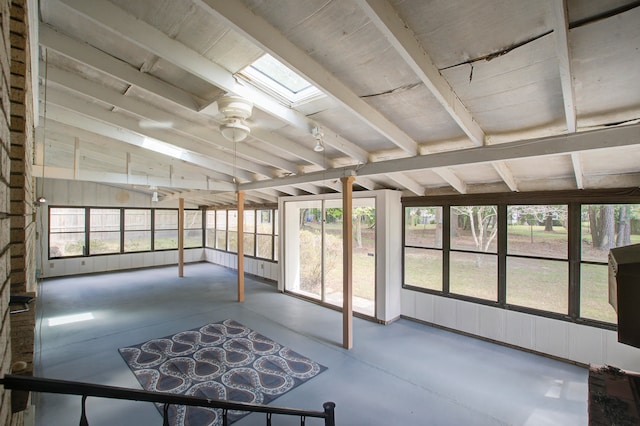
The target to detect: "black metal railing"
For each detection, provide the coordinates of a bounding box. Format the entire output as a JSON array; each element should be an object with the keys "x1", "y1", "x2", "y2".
[{"x1": 0, "y1": 375, "x2": 335, "y2": 425}]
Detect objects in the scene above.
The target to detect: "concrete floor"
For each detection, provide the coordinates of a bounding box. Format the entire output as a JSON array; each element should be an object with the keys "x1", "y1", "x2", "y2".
[{"x1": 33, "y1": 262, "x2": 588, "y2": 425}]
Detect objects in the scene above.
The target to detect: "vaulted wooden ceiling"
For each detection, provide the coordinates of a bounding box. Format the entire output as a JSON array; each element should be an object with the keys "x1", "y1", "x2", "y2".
[{"x1": 36, "y1": 0, "x2": 640, "y2": 207}]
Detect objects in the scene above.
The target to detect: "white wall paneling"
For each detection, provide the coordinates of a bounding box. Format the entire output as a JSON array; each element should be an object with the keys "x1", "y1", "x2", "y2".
[{"x1": 401, "y1": 289, "x2": 640, "y2": 372}]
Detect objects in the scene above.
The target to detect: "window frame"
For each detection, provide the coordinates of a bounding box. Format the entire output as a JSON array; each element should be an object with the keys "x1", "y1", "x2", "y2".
[{"x1": 402, "y1": 188, "x2": 640, "y2": 330}]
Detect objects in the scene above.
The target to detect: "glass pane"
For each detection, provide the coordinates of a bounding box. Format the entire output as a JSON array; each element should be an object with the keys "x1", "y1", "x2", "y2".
[
  {"x1": 205, "y1": 229, "x2": 215, "y2": 248},
  {"x1": 50, "y1": 207, "x2": 85, "y2": 233},
  {"x1": 404, "y1": 247, "x2": 442, "y2": 291},
  {"x1": 49, "y1": 232, "x2": 85, "y2": 257},
  {"x1": 184, "y1": 230, "x2": 203, "y2": 248},
  {"x1": 154, "y1": 229, "x2": 178, "y2": 249},
  {"x1": 228, "y1": 210, "x2": 238, "y2": 232},
  {"x1": 216, "y1": 231, "x2": 226, "y2": 251},
  {"x1": 184, "y1": 210, "x2": 202, "y2": 230},
  {"x1": 89, "y1": 209, "x2": 120, "y2": 231},
  {"x1": 125, "y1": 209, "x2": 150, "y2": 231},
  {"x1": 274, "y1": 235, "x2": 279, "y2": 261},
  {"x1": 90, "y1": 231, "x2": 120, "y2": 255},
  {"x1": 216, "y1": 211, "x2": 226, "y2": 231},
  {"x1": 205, "y1": 211, "x2": 215, "y2": 247},
  {"x1": 451, "y1": 206, "x2": 498, "y2": 253},
  {"x1": 274, "y1": 212, "x2": 278, "y2": 236},
  {"x1": 256, "y1": 234, "x2": 273, "y2": 259},
  {"x1": 450, "y1": 252, "x2": 497, "y2": 301},
  {"x1": 244, "y1": 210, "x2": 255, "y2": 233},
  {"x1": 580, "y1": 263, "x2": 616, "y2": 323},
  {"x1": 581, "y1": 204, "x2": 640, "y2": 262},
  {"x1": 257, "y1": 209, "x2": 273, "y2": 234},
  {"x1": 227, "y1": 231, "x2": 237, "y2": 253},
  {"x1": 323, "y1": 204, "x2": 344, "y2": 308},
  {"x1": 244, "y1": 233, "x2": 255, "y2": 256},
  {"x1": 405, "y1": 207, "x2": 442, "y2": 248},
  {"x1": 291, "y1": 202, "x2": 322, "y2": 300},
  {"x1": 507, "y1": 205, "x2": 567, "y2": 259},
  {"x1": 124, "y1": 230, "x2": 151, "y2": 252},
  {"x1": 155, "y1": 210, "x2": 178, "y2": 230},
  {"x1": 352, "y1": 199, "x2": 376, "y2": 317},
  {"x1": 506, "y1": 257, "x2": 568, "y2": 314}
]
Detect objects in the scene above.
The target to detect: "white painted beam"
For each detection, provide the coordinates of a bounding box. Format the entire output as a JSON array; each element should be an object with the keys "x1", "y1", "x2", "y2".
[
  {"x1": 492, "y1": 162, "x2": 519, "y2": 192},
  {"x1": 41, "y1": 25, "x2": 330, "y2": 169},
  {"x1": 356, "y1": 0, "x2": 485, "y2": 147},
  {"x1": 354, "y1": 176, "x2": 378, "y2": 190},
  {"x1": 40, "y1": 118, "x2": 233, "y2": 183},
  {"x1": 386, "y1": 172, "x2": 424, "y2": 196},
  {"x1": 57, "y1": 0, "x2": 370, "y2": 164},
  {"x1": 44, "y1": 101, "x2": 257, "y2": 182},
  {"x1": 40, "y1": 24, "x2": 201, "y2": 111},
  {"x1": 293, "y1": 183, "x2": 322, "y2": 195},
  {"x1": 571, "y1": 153, "x2": 584, "y2": 189},
  {"x1": 33, "y1": 165, "x2": 223, "y2": 191},
  {"x1": 199, "y1": 0, "x2": 418, "y2": 156},
  {"x1": 552, "y1": 0, "x2": 577, "y2": 133},
  {"x1": 239, "y1": 124, "x2": 640, "y2": 191},
  {"x1": 45, "y1": 67, "x2": 297, "y2": 174},
  {"x1": 433, "y1": 168, "x2": 467, "y2": 194}
]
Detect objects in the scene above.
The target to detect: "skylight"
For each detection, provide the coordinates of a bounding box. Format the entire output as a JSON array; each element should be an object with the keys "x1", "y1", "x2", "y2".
[{"x1": 239, "y1": 54, "x2": 325, "y2": 106}]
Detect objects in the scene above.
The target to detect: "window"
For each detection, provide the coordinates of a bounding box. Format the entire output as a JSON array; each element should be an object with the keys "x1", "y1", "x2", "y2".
[
  {"x1": 506, "y1": 205, "x2": 568, "y2": 314},
  {"x1": 205, "y1": 210, "x2": 216, "y2": 248},
  {"x1": 450, "y1": 205, "x2": 498, "y2": 301},
  {"x1": 184, "y1": 210, "x2": 203, "y2": 248},
  {"x1": 404, "y1": 207, "x2": 442, "y2": 291},
  {"x1": 227, "y1": 210, "x2": 238, "y2": 253},
  {"x1": 88, "y1": 208, "x2": 121, "y2": 255},
  {"x1": 154, "y1": 210, "x2": 178, "y2": 250},
  {"x1": 238, "y1": 54, "x2": 325, "y2": 106},
  {"x1": 402, "y1": 190, "x2": 640, "y2": 329},
  {"x1": 215, "y1": 210, "x2": 227, "y2": 250},
  {"x1": 580, "y1": 204, "x2": 639, "y2": 323},
  {"x1": 256, "y1": 209, "x2": 274, "y2": 260},
  {"x1": 206, "y1": 208, "x2": 279, "y2": 261},
  {"x1": 243, "y1": 210, "x2": 255, "y2": 257},
  {"x1": 124, "y1": 209, "x2": 151, "y2": 252},
  {"x1": 49, "y1": 207, "x2": 85, "y2": 258}
]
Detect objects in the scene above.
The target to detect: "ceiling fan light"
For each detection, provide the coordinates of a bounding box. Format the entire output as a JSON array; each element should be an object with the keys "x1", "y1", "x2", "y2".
[
  {"x1": 151, "y1": 191, "x2": 159, "y2": 203},
  {"x1": 220, "y1": 119, "x2": 250, "y2": 142}
]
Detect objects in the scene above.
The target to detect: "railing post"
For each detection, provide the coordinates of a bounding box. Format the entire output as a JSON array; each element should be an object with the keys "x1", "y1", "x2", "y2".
[
  {"x1": 323, "y1": 402, "x2": 335, "y2": 426},
  {"x1": 79, "y1": 395, "x2": 89, "y2": 426}
]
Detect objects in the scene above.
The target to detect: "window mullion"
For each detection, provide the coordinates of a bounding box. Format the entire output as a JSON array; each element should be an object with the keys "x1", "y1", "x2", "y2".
[
  {"x1": 442, "y1": 204, "x2": 450, "y2": 294},
  {"x1": 568, "y1": 202, "x2": 581, "y2": 319},
  {"x1": 497, "y1": 204, "x2": 507, "y2": 306}
]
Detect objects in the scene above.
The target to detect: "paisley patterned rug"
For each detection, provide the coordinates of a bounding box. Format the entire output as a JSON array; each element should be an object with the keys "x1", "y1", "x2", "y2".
[{"x1": 119, "y1": 319, "x2": 327, "y2": 425}]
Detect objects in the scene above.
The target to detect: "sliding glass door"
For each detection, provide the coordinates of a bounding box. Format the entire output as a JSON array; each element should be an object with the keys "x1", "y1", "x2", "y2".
[{"x1": 284, "y1": 198, "x2": 376, "y2": 317}]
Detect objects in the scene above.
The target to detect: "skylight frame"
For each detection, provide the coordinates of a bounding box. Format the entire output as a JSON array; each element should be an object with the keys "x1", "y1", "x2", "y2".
[{"x1": 238, "y1": 54, "x2": 326, "y2": 107}]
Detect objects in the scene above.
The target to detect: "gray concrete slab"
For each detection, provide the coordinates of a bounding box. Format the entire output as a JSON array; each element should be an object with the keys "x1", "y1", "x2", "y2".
[{"x1": 33, "y1": 263, "x2": 587, "y2": 425}]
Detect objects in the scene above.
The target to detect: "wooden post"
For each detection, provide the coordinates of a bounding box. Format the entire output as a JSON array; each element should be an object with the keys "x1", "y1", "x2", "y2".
[
  {"x1": 178, "y1": 198, "x2": 184, "y2": 277},
  {"x1": 341, "y1": 175, "x2": 355, "y2": 349},
  {"x1": 237, "y1": 190, "x2": 245, "y2": 302}
]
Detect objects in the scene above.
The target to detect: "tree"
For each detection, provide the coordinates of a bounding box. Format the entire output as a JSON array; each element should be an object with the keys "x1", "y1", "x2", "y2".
[
  {"x1": 353, "y1": 206, "x2": 375, "y2": 249},
  {"x1": 452, "y1": 206, "x2": 498, "y2": 252},
  {"x1": 616, "y1": 205, "x2": 631, "y2": 246},
  {"x1": 588, "y1": 205, "x2": 616, "y2": 250}
]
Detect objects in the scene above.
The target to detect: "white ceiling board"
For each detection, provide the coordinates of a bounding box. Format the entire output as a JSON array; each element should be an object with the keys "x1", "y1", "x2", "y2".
[
  {"x1": 393, "y1": 0, "x2": 552, "y2": 69},
  {"x1": 580, "y1": 146, "x2": 640, "y2": 176},
  {"x1": 566, "y1": 0, "x2": 638, "y2": 24},
  {"x1": 571, "y1": 6, "x2": 640, "y2": 124},
  {"x1": 506, "y1": 155, "x2": 575, "y2": 181},
  {"x1": 442, "y1": 34, "x2": 565, "y2": 136}
]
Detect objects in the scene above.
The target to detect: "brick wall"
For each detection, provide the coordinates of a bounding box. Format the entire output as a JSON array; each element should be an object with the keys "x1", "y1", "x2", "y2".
[
  {"x1": 0, "y1": 0, "x2": 13, "y2": 422},
  {"x1": 9, "y1": 0, "x2": 34, "y2": 296},
  {"x1": 0, "y1": 0, "x2": 34, "y2": 424}
]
